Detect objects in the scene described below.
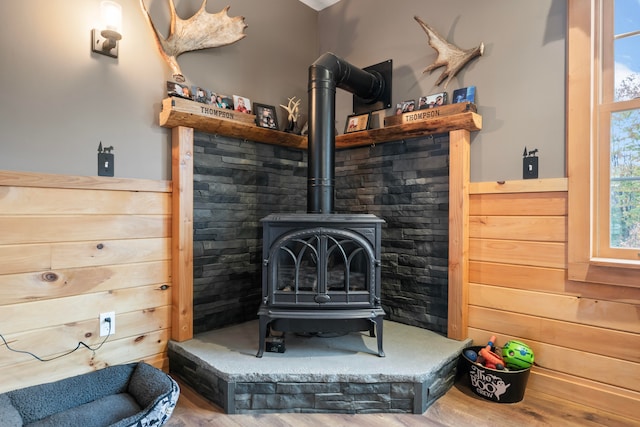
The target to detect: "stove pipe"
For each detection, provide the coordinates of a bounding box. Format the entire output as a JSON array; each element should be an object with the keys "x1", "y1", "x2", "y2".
[{"x1": 307, "y1": 53, "x2": 386, "y2": 214}]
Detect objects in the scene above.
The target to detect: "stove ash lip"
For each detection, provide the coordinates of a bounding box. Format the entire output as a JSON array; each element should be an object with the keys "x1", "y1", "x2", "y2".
[{"x1": 306, "y1": 52, "x2": 388, "y2": 214}]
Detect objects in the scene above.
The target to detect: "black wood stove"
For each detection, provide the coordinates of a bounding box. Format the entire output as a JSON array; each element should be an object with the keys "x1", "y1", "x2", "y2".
[{"x1": 257, "y1": 53, "x2": 390, "y2": 357}]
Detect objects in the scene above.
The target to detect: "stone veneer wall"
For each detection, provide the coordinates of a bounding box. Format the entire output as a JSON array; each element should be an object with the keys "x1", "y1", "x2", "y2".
[
  {"x1": 335, "y1": 134, "x2": 450, "y2": 334},
  {"x1": 192, "y1": 132, "x2": 449, "y2": 334},
  {"x1": 192, "y1": 132, "x2": 306, "y2": 333},
  {"x1": 168, "y1": 342, "x2": 460, "y2": 414}
]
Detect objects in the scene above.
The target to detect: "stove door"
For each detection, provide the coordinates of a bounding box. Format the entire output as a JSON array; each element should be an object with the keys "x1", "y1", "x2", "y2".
[{"x1": 265, "y1": 227, "x2": 378, "y2": 308}]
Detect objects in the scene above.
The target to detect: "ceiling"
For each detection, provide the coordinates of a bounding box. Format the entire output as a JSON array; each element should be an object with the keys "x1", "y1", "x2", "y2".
[{"x1": 298, "y1": 0, "x2": 341, "y2": 11}]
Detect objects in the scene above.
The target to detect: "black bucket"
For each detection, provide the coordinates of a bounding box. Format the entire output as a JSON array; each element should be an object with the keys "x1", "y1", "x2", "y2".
[{"x1": 460, "y1": 346, "x2": 531, "y2": 403}]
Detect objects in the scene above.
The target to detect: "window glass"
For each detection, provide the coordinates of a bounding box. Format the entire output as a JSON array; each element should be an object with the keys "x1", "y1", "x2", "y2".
[
  {"x1": 605, "y1": 0, "x2": 640, "y2": 251},
  {"x1": 613, "y1": 0, "x2": 640, "y2": 101}
]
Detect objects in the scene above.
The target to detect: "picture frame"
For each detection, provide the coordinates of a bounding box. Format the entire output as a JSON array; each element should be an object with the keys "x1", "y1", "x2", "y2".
[
  {"x1": 395, "y1": 100, "x2": 416, "y2": 115},
  {"x1": 418, "y1": 92, "x2": 447, "y2": 109},
  {"x1": 192, "y1": 86, "x2": 210, "y2": 104},
  {"x1": 212, "y1": 94, "x2": 234, "y2": 110},
  {"x1": 453, "y1": 86, "x2": 476, "y2": 103},
  {"x1": 166, "y1": 81, "x2": 192, "y2": 100},
  {"x1": 254, "y1": 103, "x2": 279, "y2": 130},
  {"x1": 233, "y1": 95, "x2": 252, "y2": 114},
  {"x1": 344, "y1": 112, "x2": 371, "y2": 134}
]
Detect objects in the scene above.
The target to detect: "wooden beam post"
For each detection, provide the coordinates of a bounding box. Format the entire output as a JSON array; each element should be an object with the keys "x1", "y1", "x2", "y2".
[
  {"x1": 448, "y1": 129, "x2": 471, "y2": 340},
  {"x1": 171, "y1": 126, "x2": 194, "y2": 342}
]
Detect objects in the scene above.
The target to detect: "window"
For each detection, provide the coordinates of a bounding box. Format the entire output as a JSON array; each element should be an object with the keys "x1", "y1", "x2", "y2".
[{"x1": 568, "y1": 0, "x2": 640, "y2": 286}]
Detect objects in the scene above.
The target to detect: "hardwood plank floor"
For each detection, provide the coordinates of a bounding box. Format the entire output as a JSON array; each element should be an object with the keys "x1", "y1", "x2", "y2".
[{"x1": 166, "y1": 376, "x2": 638, "y2": 426}]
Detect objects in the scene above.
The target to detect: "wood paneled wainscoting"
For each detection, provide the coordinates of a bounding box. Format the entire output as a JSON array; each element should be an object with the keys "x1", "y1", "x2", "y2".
[
  {"x1": 0, "y1": 171, "x2": 173, "y2": 393},
  {"x1": 467, "y1": 178, "x2": 640, "y2": 421}
]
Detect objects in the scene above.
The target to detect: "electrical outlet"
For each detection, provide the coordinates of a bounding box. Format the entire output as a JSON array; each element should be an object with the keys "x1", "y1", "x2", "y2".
[{"x1": 99, "y1": 312, "x2": 115, "y2": 337}]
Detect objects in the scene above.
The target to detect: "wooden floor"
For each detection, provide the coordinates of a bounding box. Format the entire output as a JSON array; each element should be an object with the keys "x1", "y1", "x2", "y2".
[{"x1": 166, "y1": 376, "x2": 638, "y2": 427}]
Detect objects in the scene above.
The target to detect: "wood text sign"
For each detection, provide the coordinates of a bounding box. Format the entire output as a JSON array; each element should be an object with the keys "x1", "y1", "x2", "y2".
[
  {"x1": 161, "y1": 97, "x2": 256, "y2": 126},
  {"x1": 385, "y1": 102, "x2": 477, "y2": 127}
]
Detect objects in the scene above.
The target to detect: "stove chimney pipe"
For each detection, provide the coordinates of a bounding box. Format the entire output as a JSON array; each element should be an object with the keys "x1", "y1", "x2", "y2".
[{"x1": 307, "y1": 53, "x2": 386, "y2": 214}]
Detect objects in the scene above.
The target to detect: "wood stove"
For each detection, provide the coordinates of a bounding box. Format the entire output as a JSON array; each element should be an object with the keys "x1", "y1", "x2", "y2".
[
  {"x1": 257, "y1": 53, "x2": 390, "y2": 357},
  {"x1": 257, "y1": 213, "x2": 385, "y2": 357}
]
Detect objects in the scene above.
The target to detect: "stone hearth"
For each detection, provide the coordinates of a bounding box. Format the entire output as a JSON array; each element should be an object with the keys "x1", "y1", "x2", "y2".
[{"x1": 168, "y1": 320, "x2": 470, "y2": 414}]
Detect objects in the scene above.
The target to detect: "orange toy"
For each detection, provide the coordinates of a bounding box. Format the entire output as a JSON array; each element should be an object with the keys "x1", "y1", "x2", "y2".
[{"x1": 478, "y1": 335, "x2": 504, "y2": 367}]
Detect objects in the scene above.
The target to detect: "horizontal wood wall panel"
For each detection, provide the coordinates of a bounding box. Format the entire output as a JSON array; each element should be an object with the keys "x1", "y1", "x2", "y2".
[
  {"x1": 0, "y1": 284, "x2": 171, "y2": 335},
  {"x1": 468, "y1": 309, "x2": 640, "y2": 363},
  {"x1": 0, "y1": 171, "x2": 173, "y2": 392},
  {"x1": 469, "y1": 192, "x2": 567, "y2": 216},
  {"x1": 470, "y1": 215, "x2": 566, "y2": 242},
  {"x1": 0, "y1": 215, "x2": 170, "y2": 245},
  {"x1": 535, "y1": 341, "x2": 639, "y2": 392},
  {"x1": 0, "y1": 305, "x2": 171, "y2": 368},
  {"x1": 0, "y1": 261, "x2": 171, "y2": 306},
  {"x1": 0, "y1": 186, "x2": 171, "y2": 215},
  {"x1": 0, "y1": 330, "x2": 170, "y2": 393},
  {"x1": 469, "y1": 261, "x2": 567, "y2": 293},
  {"x1": 0, "y1": 238, "x2": 171, "y2": 275},
  {"x1": 51, "y1": 237, "x2": 171, "y2": 269},
  {"x1": 466, "y1": 181, "x2": 639, "y2": 419},
  {"x1": 0, "y1": 244, "x2": 52, "y2": 275},
  {"x1": 528, "y1": 368, "x2": 640, "y2": 422},
  {"x1": 469, "y1": 283, "x2": 640, "y2": 333},
  {"x1": 469, "y1": 238, "x2": 567, "y2": 269},
  {"x1": 0, "y1": 170, "x2": 171, "y2": 193},
  {"x1": 470, "y1": 178, "x2": 568, "y2": 194}
]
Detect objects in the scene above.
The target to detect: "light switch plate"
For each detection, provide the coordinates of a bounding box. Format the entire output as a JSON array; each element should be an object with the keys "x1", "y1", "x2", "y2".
[
  {"x1": 98, "y1": 153, "x2": 114, "y2": 177},
  {"x1": 523, "y1": 156, "x2": 538, "y2": 179}
]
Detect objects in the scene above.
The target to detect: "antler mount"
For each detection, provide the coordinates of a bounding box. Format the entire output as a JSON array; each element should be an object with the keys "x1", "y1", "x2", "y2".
[{"x1": 140, "y1": 0, "x2": 247, "y2": 81}]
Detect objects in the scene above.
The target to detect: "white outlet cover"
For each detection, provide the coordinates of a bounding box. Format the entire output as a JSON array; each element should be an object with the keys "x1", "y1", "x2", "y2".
[{"x1": 99, "y1": 312, "x2": 115, "y2": 337}]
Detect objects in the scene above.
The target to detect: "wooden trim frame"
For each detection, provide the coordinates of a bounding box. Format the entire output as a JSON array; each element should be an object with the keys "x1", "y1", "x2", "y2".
[
  {"x1": 166, "y1": 118, "x2": 480, "y2": 342},
  {"x1": 171, "y1": 127, "x2": 194, "y2": 341},
  {"x1": 567, "y1": 0, "x2": 640, "y2": 287},
  {"x1": 447, "y1": 129, "x2": 471, "y2": 339}
]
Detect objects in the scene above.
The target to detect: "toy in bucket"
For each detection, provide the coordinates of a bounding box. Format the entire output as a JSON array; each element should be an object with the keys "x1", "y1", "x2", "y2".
[{"x1": 460, "y1": 335, "x2": 535, "y2": 403}]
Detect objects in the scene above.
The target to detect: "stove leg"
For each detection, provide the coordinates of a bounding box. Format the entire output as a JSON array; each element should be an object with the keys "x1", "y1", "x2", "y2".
[
  {"x1": 256, "y1": 316, "x2": 268, "y2": 358},
  {"x1": 372, "y1": 317, "x2": 385, "y2": 357}
]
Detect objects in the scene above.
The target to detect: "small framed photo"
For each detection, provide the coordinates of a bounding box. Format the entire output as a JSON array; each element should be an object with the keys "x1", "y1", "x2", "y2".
[
  {"x1": 344, "y1": 113, "x2": 371, "y2": 134},
  {"x1": 207, "y1": 91, "x2": 218, "y2": 105},
  {"x1": 167, "y1": 81, "x2": 192, "y2": 100},
  {"x1": 395, "y1": 100, "x2": 416, "y2": 115},
  {"x1": 453, "y1": 86, "x2": 476, "y2": 103},
  {"x1": 212, "y1": 95, "x2": 234, "y2": 110},
  {"x1": 418, "y1": 92, "x2": 447, "y2": 109},
  {"x1": 192, "y1": 86, "x2": 210, "y2": 104},
  {"x1": 254, "y1": 103, "x2": 279, "y2": 129},
  {"x1": 233, "y1": 95, "x2": 252, "y2": 114}
]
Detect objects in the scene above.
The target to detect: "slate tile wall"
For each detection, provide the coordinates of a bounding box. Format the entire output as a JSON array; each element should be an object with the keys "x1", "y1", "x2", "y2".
[
  {"x1": 192, "y1": 132, "x2": 449, "y2": 334},
  {"x1": 192, "y1": 133, "x2": 306, "y2": 333},
  {"x1": 335, "y1": 135, "x2": 450, "y2": 334}
]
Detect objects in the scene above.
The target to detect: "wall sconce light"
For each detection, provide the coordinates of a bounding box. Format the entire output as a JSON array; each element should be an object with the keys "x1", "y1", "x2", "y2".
[{"x1": 92, "y1": 1, "x2": 122, "y2": 58}]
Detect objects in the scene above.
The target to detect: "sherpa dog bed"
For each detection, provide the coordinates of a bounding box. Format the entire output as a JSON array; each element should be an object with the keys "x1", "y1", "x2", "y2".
[{"x1": 0, "y1": 362, "x2": 179, "y2": 427}]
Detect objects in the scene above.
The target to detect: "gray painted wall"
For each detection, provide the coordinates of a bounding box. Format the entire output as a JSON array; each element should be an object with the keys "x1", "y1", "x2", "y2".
[
  {"x1": 0, "y1": 0, "x2": 318, "y2": 180},
  {"x1": 0, "y1": 0, "x2": 565, "y2": 182},
  {"x1": 320, "y1": 0, "x2": 566, "y2": 182}
]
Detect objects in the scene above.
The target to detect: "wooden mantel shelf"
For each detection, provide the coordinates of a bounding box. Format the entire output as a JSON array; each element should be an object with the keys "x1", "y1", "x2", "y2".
[
  {"x1": 159, "y1": 98, "x2": 307, "y2": 149},
  {"x1": 159, "y1": 97, "x2": 482, "y2": 150},
  {"x1": 336, "y1": 112, "x2": 481, "y2": 149}
]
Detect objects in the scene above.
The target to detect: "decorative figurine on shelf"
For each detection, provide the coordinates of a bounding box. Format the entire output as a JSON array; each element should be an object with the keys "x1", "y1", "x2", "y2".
[{"x1": 280, "y1": 96, "x2": 301, "y2": 134}]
